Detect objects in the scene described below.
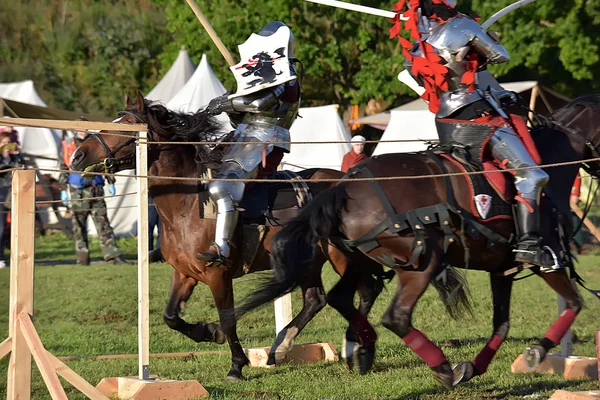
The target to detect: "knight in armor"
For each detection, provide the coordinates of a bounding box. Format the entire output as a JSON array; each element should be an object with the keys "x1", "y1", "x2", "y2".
[
  {"x1": 395, "y1": 0, "x2": 554, "y2": 268},
  {"x1": 197, "y1": 21, "x2": 300, "y2": 266}
]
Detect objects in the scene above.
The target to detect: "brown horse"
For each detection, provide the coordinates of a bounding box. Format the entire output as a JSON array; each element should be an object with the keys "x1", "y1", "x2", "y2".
[
  {"x1": 69, "y1": 92, "x2": 387, "y2": 380},
  {"x1": 237, "y1": 95, "x2": 600, "y2": 387}
]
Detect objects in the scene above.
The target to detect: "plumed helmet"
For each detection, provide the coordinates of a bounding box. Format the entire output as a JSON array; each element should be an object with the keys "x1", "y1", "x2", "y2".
[{"x1": 257, "y1": 21, "x2": 295, "y2": 58}]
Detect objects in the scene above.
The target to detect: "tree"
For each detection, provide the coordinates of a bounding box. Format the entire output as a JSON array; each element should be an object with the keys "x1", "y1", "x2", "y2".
[
  {"x1": 0, "y1": 0, "x2": 170, "y2": 116},
  {"x1": 467, "y1": 0, "x2": 600, "y2": 98},
  {"x1": 153, "y1": 0, "x2": 413, "y2": 110}
]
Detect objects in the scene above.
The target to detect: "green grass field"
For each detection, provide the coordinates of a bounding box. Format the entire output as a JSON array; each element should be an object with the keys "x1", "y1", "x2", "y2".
[{"x1": 1, "y1": 234, "x2": 600, "y2": 399}]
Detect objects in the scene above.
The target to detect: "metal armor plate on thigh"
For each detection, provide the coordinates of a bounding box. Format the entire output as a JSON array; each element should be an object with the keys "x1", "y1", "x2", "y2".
[{"x1": 488, "y1": 127, "x2": 549, "y2": 199}]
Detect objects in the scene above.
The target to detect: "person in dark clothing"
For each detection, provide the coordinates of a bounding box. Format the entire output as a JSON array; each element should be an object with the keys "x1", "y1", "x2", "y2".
[
  {"x1": 0, "y1": 128, "x2": 24, "y2": 269},
  {"x1": 59, "y1": 123, "x2": 128, "y2": 266}
]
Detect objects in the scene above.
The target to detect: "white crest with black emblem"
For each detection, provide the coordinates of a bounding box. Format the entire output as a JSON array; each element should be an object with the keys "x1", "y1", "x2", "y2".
[{"x1": 229, "y1": 25, "x2": 296, "y2": 99}]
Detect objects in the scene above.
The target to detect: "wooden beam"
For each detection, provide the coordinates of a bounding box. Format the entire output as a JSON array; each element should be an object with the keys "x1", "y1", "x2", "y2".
[
  {"x1": 0, "y1": 337, "x2": 12, "y2": 360},
  {"x1": 571, "y1": 201, "x2": 600, "y2": 243},
  {"x1": 47, "y1": 352, "x2": 109, "y2": 400},
  {"x1": 18, "y1": 312, "x2": 68, "y2": 400},
  {"x1": 7, "y1": 169, "x2": 36, "y2": 400},
  {"x1": 57, "y1": 350, "x2": 229, "y2": 362},
  {"x1": 136, "y1": 130, "x2": 150, "y2": 380},
  {"x1": 0, "y1": 117, "x2": 146, "y2": 132},
  {"x1": 274, "y1": 294, "x2": 293, "y2": 335}
]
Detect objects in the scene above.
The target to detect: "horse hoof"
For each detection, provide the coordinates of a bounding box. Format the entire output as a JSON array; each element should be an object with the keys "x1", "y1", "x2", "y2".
[
  {"x1": 226, "y1": 373, "x2": 243, "y2": 382},
  {"x1": 342, "y1": 337, "x2": 360, "y2": 372},
  {"x1": 524, "y1": 345, "x2": 546, "y2": 371},
  {"x1": 357, "y1": 346, "x2": 375, "y2": 375},
  {"x1": 452, "y1": 362, "x2": 475, "y2": 386},
  {"x1": 207, "y1": 323, "x2": 226, "y2": 344},
  {"x1": 432, "y1": 361, "x2": 454, "y2": 389}
]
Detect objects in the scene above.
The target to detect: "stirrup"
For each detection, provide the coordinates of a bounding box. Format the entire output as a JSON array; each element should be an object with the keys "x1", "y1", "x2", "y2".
[
  {"x1": 196, "y1": 243, "x2": 231, "y2": 268},
  {"x1": 513, "y1": 241, "x2": 560, "y2": 272}
]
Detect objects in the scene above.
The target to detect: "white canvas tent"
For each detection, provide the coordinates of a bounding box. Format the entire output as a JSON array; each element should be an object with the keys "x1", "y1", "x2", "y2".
[
  {"x1": 146, "y1": 48, "x2": 195, "y2": 103},
  {"x1": 167, "y1": 54, "x2": 227, "y2": 113},
  {"x1": 0, "y1": 80, "x2": 62, "y2": 174},
  {"x1": 282, "y1": 105, "x2": 352, "y2": 171},
  {"x1": 372, "y1": 109, "x2": 438, "y2": 155}
]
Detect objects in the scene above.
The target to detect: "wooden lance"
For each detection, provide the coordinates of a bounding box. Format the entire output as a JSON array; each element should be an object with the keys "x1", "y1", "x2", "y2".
[{"x1": 184, "y1": 0, "x2": 236, "y2": 67}]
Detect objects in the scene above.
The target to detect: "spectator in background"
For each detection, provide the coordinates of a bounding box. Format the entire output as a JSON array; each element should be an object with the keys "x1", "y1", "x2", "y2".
[
  {"x1": 59, "y1": 120, "x2": 128, "y2": 266},
  {"x1": 148, "y1": 196, "x2": 162, "y2": 262},
  {"x1": 341, "y1": 135, "x2": 367, "y2": 173},
  {"x1": 0, "y1": 128, "x2": 24, "y2": 269}
]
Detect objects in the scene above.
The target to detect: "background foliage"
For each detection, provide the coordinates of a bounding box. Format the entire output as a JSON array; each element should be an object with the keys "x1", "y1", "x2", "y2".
[{"x1": 1, "y1": 0, "x2": 599, "y2": 116}]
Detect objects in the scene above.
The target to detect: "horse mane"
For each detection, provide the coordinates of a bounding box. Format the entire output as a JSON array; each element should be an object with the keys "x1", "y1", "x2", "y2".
[
  {"x1": 552, "y1": 95, "x2": 600, "y2": 120},
  {"x1": 139, "y1": 99, "x2": 231, "y2": 143}
]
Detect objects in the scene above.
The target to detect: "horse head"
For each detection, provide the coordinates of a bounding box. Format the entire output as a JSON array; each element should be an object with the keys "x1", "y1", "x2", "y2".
[
  {"x1": 551, "y1": 95, "x2": 600, "y2": 178},
  {"x1": 70, "y1": 91, "x2": 228, "y2": 177}
]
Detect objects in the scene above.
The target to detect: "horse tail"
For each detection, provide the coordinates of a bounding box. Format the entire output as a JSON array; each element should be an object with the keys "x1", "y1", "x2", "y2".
[
  {"x1": 430, "y1": 267, "x2": 473, "y2": 320},
  {"x1": 236, "y1": 185, "x2": 348, "y2": 317}
]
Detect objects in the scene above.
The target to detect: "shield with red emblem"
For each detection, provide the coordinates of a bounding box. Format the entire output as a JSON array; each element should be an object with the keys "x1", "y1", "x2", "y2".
[{"x1": 229, "y1": 25, "x2": 296, "y2": 99}]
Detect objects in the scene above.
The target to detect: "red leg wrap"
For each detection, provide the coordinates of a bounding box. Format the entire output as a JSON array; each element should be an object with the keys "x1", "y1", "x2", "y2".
[
  {"x1": 472, "y1": 335, "x2": 504, "y2": 374},
  {"x1": 545, "y1": 308, "x2": 577, "y2": 345},
  {"x1": 351, "y1": 313, "x2": 377, "y2": 347},
  {"x1": 402, "y1": 328, "x2": 447, "y2": 368}
]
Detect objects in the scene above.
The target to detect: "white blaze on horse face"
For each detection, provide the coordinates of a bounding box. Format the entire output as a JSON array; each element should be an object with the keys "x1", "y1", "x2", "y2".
[
  {"x1": 111, "y1": 116, "x2": 124, "y2": 123},
  {"x1": 474, "y1": 194, "x2": 492, "y2": 219},
  {"x1": 69, "y1": 148, "x2": 80, "y2": 167}
]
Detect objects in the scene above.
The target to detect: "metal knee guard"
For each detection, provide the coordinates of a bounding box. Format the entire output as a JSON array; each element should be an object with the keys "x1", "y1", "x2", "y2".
[
  {"x1": 489, "y1": 127, "x2": 549, "y2": 202},
  {"x1": 207, "y1": 162, "x2": 255, "y2": 257}
]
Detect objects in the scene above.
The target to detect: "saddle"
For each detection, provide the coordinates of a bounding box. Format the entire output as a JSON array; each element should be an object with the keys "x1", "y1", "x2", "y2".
[
  {"x1": 236, "y1": 170, "x2": 317, "y2": 274},
  {"x1": 434, "y1": 114, "x2": 541, "y2": 222}
]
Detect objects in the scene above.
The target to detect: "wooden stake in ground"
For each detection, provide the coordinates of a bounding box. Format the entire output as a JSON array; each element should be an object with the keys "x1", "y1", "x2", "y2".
[
  {"x1": 96, "y1": 130, "x2": 208, "y2": 399},
  {"x1": 1, "y1": 169, "x2": 109, "y2": 400}
]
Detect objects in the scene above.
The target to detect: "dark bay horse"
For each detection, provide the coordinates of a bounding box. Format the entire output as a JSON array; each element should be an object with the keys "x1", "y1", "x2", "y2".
[
  {"x1": 237, "y1": 95, "x2": 600, "y2": 387},
  {"x1": 69, "y1": 92, "x2": 387, "y2": 380}
]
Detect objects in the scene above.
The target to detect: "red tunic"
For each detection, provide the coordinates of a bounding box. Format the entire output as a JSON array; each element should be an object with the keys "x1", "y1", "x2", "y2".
[{"x1": 341, "y1": 151, "x2": 367, "y2": 173}]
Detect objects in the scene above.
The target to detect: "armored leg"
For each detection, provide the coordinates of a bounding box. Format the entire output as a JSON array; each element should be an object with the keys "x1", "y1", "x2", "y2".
[
  {"x1": 489, "y1": 127, "x2": 554, "y2": 268},
  {"x1": 197, "y1": 161, "x2": 253, "y2": 266}
]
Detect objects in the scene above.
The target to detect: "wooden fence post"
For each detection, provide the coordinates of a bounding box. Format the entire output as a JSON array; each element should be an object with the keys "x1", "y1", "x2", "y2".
[{"x1": 6, "y1": 169, "x2": 35, "y2": 400}]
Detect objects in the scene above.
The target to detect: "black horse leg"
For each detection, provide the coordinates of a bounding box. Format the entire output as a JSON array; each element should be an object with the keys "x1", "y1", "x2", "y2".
[
  {"x1": 208, "y1": 271, "x2": 250, "y2": 381},
  {"x1": 357, "y1": 262, "x2": 388, "y2": 316},
  {"x1": 524, "y1": 270, "x2": 583, "y2": 369},
  {"x1": 327, "y1": 264, "x2": 377, "y2": 374},
  {"x1": 453, "y1": 273, "x2": 514, "y2": 385},
  {"x1": 163, "y1": 269, "x2": 225, "y2": 344},
  {"x1": 268, "y1": 255, "x2": 328, "y2": 365}
]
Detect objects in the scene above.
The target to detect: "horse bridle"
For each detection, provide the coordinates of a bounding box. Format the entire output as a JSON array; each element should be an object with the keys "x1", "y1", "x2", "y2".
[{"x1": 84, "y1": 110, "x2": 148, "y2": 173}]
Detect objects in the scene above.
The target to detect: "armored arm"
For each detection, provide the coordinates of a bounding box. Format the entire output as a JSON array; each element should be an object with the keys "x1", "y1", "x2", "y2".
[{"x1": 230, "y1": 84, "x2": 285, "y2": 113}]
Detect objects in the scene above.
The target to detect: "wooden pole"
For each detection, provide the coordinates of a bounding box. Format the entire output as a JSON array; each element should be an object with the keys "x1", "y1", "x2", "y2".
[
  {"x1": 527, "y1": 86, "x2": 538, "y2": 127},
  {"x1": 7, "y1": 169, "x2": 35, "y2": 400},
  {"x1": 184, "y1": 0, "x2": 236, "y2": 67},
  {"x1": 571, "y1": 201, "x2": 600, "y2": 243},
  {"x1": 557, "y1": 296, "x2": 573, "y2": 357},
  {"x1": 136, "y1": 130, "x2": 150, "y2": 380},
  {"x1": 596, "y1": 331, "x2": 600, "y2": 383},
  {"x1": 274, "y1": 294, "x2": 293, "y2": 335}
]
